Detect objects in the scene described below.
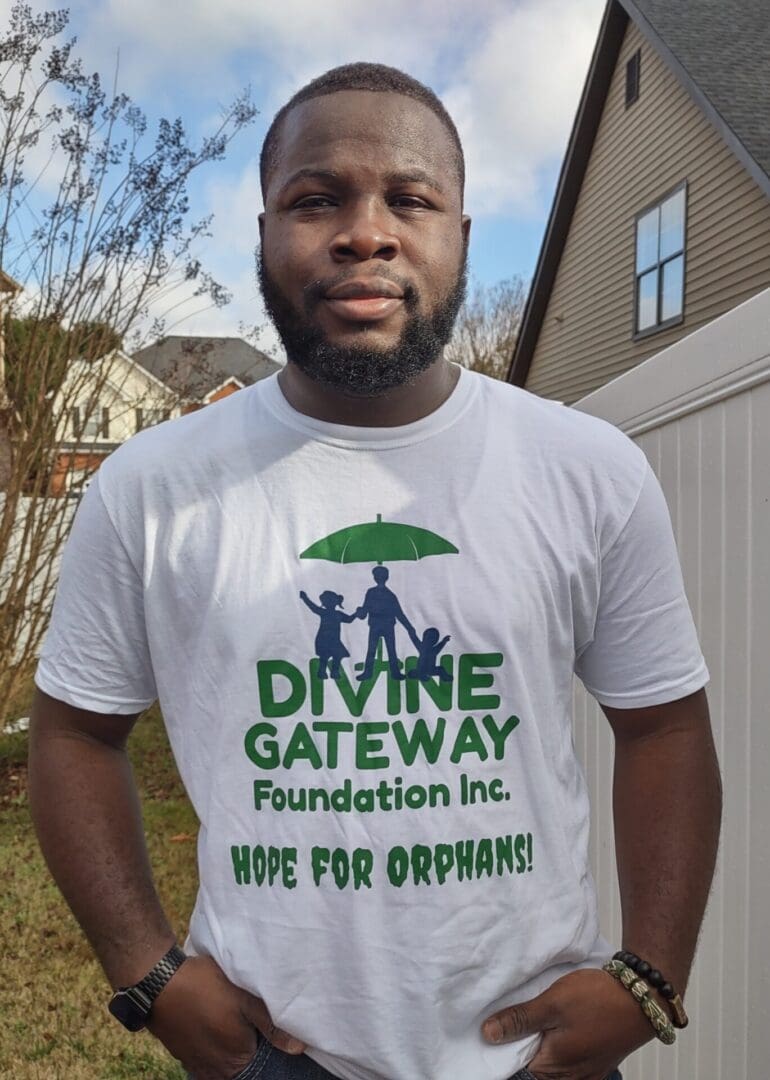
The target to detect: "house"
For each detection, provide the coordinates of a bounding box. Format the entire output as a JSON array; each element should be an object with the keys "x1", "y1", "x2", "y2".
[
  {"x1": 49, "y1": 349, "x2": 180, "y2": 497},
  {"x1": 132, "y1": 335, "x2": 280, "y2": 412},
  {"x1": 50, "y1": 337, "x2": 279, "y2": 496},
  {"x1": 508, "y1": 0, "x2": 770, "y2": 404}
]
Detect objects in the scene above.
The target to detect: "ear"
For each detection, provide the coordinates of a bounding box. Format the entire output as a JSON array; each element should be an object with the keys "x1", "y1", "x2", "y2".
[
  {"x1": 258, "y1": 212, "x2": 265, "y2": 244},
  {"x1": 461, "y1": 214, "x2": 472, "y2": 247}
]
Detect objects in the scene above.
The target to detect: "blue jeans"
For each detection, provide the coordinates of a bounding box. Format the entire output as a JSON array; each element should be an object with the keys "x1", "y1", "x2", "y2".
[{"x1": 190, "y1": 1041, "x2": 623, "y2": 1079}]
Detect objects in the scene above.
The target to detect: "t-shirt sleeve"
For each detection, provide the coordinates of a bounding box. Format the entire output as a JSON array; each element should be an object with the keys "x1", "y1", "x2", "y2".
[
  {"x1": 34, "y1": 471, "x2": 158, "y2": 714},
  {"x1": 573, "y1": 460, "x2": 709, "y2": 709}
]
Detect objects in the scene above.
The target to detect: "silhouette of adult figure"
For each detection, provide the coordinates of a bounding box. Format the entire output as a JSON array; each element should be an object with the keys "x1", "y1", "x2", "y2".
[{"x1": 355, "y1": 566, "x2": 415, "y2": 681}]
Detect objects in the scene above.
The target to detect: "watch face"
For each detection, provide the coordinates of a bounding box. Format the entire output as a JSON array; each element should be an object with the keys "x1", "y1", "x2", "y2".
[{"x1": 109, "y1": 990, "x2": 148, "y2": 1031}]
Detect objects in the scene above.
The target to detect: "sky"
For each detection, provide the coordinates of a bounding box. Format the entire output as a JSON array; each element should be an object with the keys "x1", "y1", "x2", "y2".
[{"x1": 2, "y1": 0, "x2": 607, "y2": 355}]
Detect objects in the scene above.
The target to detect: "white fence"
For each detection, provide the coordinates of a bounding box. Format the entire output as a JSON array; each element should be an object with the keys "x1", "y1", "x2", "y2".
[{"x1": 573, "y1": 287, "x2": 770, "y2": 1079}]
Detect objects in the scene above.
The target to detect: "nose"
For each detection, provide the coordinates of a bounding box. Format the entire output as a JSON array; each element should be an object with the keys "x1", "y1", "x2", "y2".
[{"x1": 329, "y1": 199, "x2": 400, "y2": 263}]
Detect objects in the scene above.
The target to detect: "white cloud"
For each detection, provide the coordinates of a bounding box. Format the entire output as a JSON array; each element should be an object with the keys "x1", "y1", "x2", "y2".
[
  {"x1": 5, "y1": 0, "x2": 606, "y2": 340},
  {"x1": 444, "y1": 0, "x2": 605, "y2": 214},
  {"x1": 71, "y1": 0, "x2": 604, "y2": 216}
]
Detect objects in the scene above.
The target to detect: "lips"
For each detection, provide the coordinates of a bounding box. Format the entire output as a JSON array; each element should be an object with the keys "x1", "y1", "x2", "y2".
[
  {"x1": 324, "y1": 278, "x2": 404, "y2": 300},
  {"x1": 323, "y1": 278, "x2": 405, "y2": 323}
]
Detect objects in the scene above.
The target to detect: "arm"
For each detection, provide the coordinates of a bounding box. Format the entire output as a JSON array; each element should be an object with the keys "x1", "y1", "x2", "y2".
[
  {"x1": 606, "y1": 687, "x2": 721, "y2": 995},
  {"x1": 299, "y1": 590, "x2": 323, "y2": 615},
  {"x1": 394, "y1": 603, "x2": 416, "y2": 638},
  {"x1": 28, "y1": 688, "x2": 305, "y2": 1076},
  {"x1": 480, "y1": 688, "x2": 721, "y2": 1079},
  {"x1": 28, "y1": 690, "x2": 174, "y2": 989}
]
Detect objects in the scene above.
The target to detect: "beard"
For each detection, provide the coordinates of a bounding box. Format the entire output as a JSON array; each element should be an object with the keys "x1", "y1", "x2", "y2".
[{"x1": 256, "y1": 242, "x2": 468, "y2": 397}]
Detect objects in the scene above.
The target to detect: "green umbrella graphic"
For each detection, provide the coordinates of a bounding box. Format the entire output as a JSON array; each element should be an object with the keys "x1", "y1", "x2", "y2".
[{"x1": 299, "y1": 513, "x2": 458, "y2": 566}]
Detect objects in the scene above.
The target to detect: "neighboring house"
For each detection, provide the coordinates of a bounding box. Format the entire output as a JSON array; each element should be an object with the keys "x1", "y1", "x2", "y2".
[
  {"x1": 50, "y1": 349, "x2": 180, "y2": 497},
  {"x1": 50, "y1": 337, "x2": 279, "y2": 496},
  {"x1": 132, "y1": 336, "x2": 280, "y2": 413},
  {"x1": 508, "y1": 0, "x2": 770, "y2": 404}
]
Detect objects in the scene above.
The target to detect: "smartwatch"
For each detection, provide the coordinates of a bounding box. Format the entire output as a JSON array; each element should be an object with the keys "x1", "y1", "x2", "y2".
[{"x1": 108, "y1": 944, "x2": 187, "y2": 1031}]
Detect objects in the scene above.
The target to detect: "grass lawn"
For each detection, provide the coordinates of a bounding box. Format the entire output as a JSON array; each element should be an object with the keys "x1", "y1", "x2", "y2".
[{"x1": 0, "y1": 677, "x2": 198, "y2": 1079}]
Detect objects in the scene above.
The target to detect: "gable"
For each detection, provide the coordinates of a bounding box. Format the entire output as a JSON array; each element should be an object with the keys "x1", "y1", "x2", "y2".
[{"x1": 521, "y1": 19, "x2": 770, "y2": 404}]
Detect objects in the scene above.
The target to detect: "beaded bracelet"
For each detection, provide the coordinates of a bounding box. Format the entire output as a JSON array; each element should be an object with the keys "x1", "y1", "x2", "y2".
[
  {"x1": 613, "y1": 950, "x2": 689, "y2": 1028},
  {"x1": 603, "y1": 959, "x2": 677, "y2": 1045}
]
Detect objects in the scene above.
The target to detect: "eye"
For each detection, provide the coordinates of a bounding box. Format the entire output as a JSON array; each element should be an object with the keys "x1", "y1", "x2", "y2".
[
  {"x1": 293, "y1": 195, "x2": 335, "y2": 209},
  {"x1": 390, "y1": 195, "x2": 428, "y2": 209}
]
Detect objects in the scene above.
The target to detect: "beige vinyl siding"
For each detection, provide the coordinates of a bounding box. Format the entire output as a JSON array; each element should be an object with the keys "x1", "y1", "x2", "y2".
[{"x1": 526, "y1": 21, "x2": 770, "y2": 404}]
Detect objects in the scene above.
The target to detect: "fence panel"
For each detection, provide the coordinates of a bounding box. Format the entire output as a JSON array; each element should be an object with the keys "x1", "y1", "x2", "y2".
[{"x1": 573, "y1": 287, "x2": 770, "y2": 1079}]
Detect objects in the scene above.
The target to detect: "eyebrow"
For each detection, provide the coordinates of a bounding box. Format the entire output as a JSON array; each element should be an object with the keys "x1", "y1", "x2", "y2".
[{"x1": 279, "y1": 167, "x2": 446, "y2": 196}]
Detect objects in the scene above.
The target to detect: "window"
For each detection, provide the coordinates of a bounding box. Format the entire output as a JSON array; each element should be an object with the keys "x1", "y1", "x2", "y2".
[
  {"x1": 634, "y1": 184, "x2": 687, "y2": 337},
  {"x1": 626, "y1": 49, "x2": 641, "y2": 107},
  {"x1": 135, "y1": 407, "x2": 171, "y2": 432},
  {"x1": 72, "y1": 404, "x2": 109, "y2": 439}
]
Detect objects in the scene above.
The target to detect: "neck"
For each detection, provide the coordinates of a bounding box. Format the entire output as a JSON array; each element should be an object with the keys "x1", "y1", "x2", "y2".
[{"x1": 277, "y1": 357, "x2": 460, "y2": 426}]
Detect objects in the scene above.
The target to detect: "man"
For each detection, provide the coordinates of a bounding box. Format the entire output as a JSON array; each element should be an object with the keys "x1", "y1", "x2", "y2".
[
  {"x1": 29, "y1": 63, "x2": 721, "y2": 1080},
  {"x1": 355, "y1": 566, "x2": 415, "y2": 681}
]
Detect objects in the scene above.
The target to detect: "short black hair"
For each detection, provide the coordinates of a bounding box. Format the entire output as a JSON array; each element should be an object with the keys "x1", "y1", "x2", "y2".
[{"x1": 259, "y1": 62, "x2": 465, "y2": 201}]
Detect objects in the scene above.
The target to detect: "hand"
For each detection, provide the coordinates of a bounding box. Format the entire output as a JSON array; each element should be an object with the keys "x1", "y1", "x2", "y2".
[
  {"x1": 481, "y1": 968, "x2": 656, "y2": 1080},
  {"x1": 148, "y1": 955, "x2": 307, "y2": 1080}
]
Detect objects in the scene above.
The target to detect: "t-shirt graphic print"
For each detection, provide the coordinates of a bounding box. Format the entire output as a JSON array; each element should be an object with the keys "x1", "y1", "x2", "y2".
[{"x1": 242, "y1": 513, "x2": 532, "y2": 898}]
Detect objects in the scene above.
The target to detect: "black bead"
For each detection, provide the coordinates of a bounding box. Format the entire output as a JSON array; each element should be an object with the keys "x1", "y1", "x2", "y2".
[
  {"x1": 648, "y1": 969, "x2": 664, "y2": 988},
  {"x1": 626, "y1": 954, "x2": 640, "y2": 971},
  {"x1": 637, "y1": 961, "x2": 652, "y2": 978},
  {"x1": 660, "y1": 983, "x2": 674, "y2": 999}
]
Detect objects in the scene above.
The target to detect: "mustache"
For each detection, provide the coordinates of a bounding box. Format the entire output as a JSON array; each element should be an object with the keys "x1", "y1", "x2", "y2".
[{"x1": 302, "y1": 271, "x2": 419, "y2": 311}]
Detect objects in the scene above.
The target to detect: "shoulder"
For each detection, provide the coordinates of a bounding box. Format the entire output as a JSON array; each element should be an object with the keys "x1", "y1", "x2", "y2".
[
  {"x1": 95, "y1": 379, "x2": 267, "y2": 515},
  {"x1": 465, "y1": 370, "x2": 649, "y2": 541},
  {"x1": 470, "y1": 370, "x2": 642, "y2": 465}
]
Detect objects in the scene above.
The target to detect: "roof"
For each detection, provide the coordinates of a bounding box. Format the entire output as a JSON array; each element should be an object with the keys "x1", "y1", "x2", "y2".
[
  {"x1": 132, "y1": 336, "x2": 280, "y2": 399},
  {"x1": 509, "y1": 0, "x2": 770, "y2": 387},
  {"x1": 630, "y1": 0, "x2": 770, "y2": 187},
  {"x1": 0, "y1": 269, "x2": 23, "y2": 294}
]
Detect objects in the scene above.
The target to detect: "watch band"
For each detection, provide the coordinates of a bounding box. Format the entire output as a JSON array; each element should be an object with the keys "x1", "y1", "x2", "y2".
[
  {"x1": 132, "y1": 943, "x2": 187, "y2": 1003},
  {"x1": 109, "y1": 944, "x2": 188, "y2": 1031}
]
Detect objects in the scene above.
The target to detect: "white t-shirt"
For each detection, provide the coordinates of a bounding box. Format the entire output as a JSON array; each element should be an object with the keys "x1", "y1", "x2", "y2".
[{"x1": 35, "y1": 365, "x2": 709, "y2": 1080}]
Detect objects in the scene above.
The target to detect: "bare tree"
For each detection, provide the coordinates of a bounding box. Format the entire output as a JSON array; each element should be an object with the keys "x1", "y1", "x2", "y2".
[
  {"x1": 0, "y1": 3, "x2": 257, "y2": 718},
  {"x1": 445, "y1": 275, "x2": 528, "y2": 381}
]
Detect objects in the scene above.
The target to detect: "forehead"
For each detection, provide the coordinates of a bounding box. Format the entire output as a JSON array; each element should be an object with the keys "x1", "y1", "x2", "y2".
[{"x1": 269, "y1": 90, "x2": 458, "y2": 195}]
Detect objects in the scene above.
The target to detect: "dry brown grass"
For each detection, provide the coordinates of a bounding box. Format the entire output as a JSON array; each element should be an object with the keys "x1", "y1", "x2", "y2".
[{"x1": 1, "y1": 682, "x2": 198, "y2": 1079}]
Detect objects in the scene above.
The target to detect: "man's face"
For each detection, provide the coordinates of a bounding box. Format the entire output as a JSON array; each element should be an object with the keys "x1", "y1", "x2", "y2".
[{"x1": 258, "y1": 90, "x2": 471, "y2": 396}]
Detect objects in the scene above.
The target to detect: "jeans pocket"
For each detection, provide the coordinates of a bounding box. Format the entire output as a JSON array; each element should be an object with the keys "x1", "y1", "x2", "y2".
[{"x1": 229, "y1": 1034, "x2": 274, "y2": 1080}]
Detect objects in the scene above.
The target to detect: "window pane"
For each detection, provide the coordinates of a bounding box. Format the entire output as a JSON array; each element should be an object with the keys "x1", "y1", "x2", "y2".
[
  {"x1": 661, "y1": 254, "x2": 684, "y2": 321},
  {"x1": 636, "y1": 207, "x2": 659, "y2": 272},
  {"x1": 637, "y1": 269, "x2": 658, "y2": 331},
  {"x1": 83, "y1": 409, "x2": 101, "y2": 437},
  {"x1": 660, "y1": 188, "x2": 685, "y2": 260}
]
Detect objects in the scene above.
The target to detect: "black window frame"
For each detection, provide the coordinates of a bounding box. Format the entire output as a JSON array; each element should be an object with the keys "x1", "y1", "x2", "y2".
[
  {"x1": 632, "y1": 181, "x2": 688, "y2": 342},
  {"x1": 625, "y1": 48, "x2": 641, "y2": 108}
]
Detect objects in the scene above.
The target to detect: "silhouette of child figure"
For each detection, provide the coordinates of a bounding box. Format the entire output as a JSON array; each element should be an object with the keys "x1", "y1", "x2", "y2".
[
  {"x1": 408, "y1": 627, "x2": 453, "y2": 683},
  {"x1": 300, "y1": 590, "x2": 356, "y2": 679}
]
